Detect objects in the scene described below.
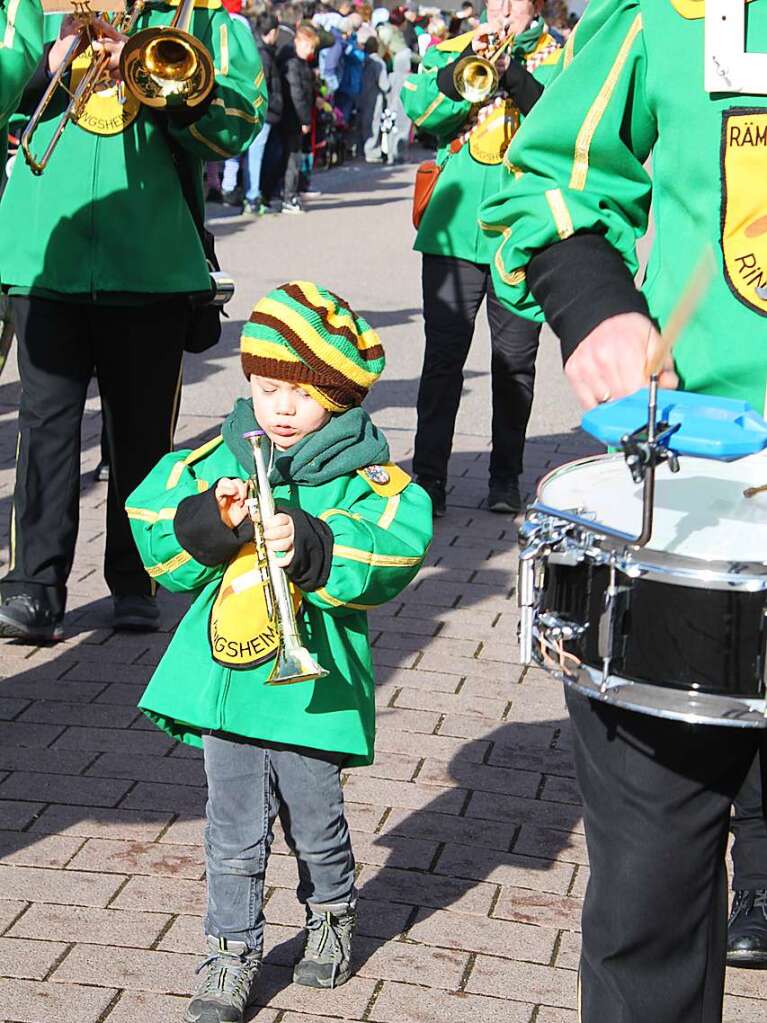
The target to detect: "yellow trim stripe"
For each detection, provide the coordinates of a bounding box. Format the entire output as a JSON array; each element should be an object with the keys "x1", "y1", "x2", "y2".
[
  {"x1": 402, "y1": 80, "x2": 417, "y2": 92},
  {"x1": 319, "y1": 508, "x2": 363, "y2": 523},
  {"x1": 1, "y1": 0, "x2": 20, "y2": 48},
  {"x1": 570, "y1": 14, "x2": 642, "y2": 191},
  {"x1": 189, "y1": 123, "x2": 235, "y2": 158},
  {"x1": 211, "y1": 97, "x2": 260, "y2": 124},
  {"x1": 414, "y1": 93, "x2": 445, "y2": 129},
  {"x1": 545, "y1": 189, "x2": 575, "y2": 240},
  {"x1": 480, "y1": 220, "x2": 526, "y2": 287},
  {"x1": 333, "y1": 545, "x2": 421, "y2": 569},
  {"x1": 219, "y1": 24, "x2": 229, "y2": 77},
  {"x1": 126, "y1": 507, "x2": 177, "y2": 524},
  {"x1": 256, "y1": 297, "x2": 377, "y2": 389},
  {"x1": 146, "y1": 550, "x2": 193, "y2": 578},
  {"x1": 165, "y1": 436, "x2": 223, "y2": 490},
  {"x1": 378, "y1": 494, "x2": 400, "y2": 530},
  {"x1": 315, "y1": 587, "x2": 378, "y2": 611},
  {"x1": 563, "y1": 22, "x2": 577, "y2": 69},
  {"x1": 255, "y1": 70, "x2": 264, "y2": 88},
  {"x1": 197, "y1": 479, "x2": 209, "y2": 493}
]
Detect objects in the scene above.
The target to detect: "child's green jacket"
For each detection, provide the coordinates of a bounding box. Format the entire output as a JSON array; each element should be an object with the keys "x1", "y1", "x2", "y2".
[
  {"x1": 126, "y1": 402, "x2": 433, "y2": 767},
  {"x1": 479, "y1": 0, "x2": 767, "y2": 412}
]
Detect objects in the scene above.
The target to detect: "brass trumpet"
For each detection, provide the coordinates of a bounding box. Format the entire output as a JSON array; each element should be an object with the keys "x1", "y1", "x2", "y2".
[
  {"x1": 452, "y1": 32, "x2": 515, "y2": 104},
  {"x1": 243, "y1": 430, "x2": 328, "y2": 686},
  {"x1": 21, "y1": 1, "x2": 146, "y2": 175},
  {"x1": 119, "y1": 0, "x2": 215, "y2": 109}
]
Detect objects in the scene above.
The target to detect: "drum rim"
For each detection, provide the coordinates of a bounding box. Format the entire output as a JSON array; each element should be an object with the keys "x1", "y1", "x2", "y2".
[
  {"x1": 557, "y1": 664, "x2": 767, "y2": 729},
  {"x1": 533, "y1": 453, "x2": 767, "y2": 592}
]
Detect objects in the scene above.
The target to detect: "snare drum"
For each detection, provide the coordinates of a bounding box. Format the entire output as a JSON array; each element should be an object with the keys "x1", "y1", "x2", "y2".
[{"x1": 519, "y1": 453, "x2": 767, "y2": 727}]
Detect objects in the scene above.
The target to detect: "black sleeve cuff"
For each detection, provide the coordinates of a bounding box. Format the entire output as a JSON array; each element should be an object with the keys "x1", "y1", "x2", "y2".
[
  {"x1": 282, "y1": 508, "x2": 333, "y2": 592},
  {"x1": 435, "y1": 43, "x2": 474, "y2": 101},
  {"x1": 526, "y1": 233, "x2": 651, "y2": 365},
  {"x1": 502, "y1": 60, "x2": 544, "y2": 116},
  {"x1": 164, "y1": 85, "x2": 218, "y2": 128},
  {"x1": 19, "y1": 44, "x2": 55, "y2": 112},
  {"x1": 174, "y1": 486, "x2": 255, "y2": 567}
]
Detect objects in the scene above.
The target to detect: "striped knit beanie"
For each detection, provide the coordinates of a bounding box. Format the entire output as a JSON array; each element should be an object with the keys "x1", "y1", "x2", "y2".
[{"x1": 241, "y1": 281, "x2": 386, "y2": 412}]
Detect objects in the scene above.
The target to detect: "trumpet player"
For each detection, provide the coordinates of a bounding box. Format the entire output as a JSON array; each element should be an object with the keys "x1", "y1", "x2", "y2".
[
  {"x1": 401, "y1": 0, "x2": 560, "y2": 518},
  {"x1": 125, "y1": 283, "x2": 432, "y2": 1022},
  {"x1": 0, "y1": 0, "x2": 43, "y2": 173},
  {"x1": 0, "y1": 0, "x2": 266, "y2": 640}
]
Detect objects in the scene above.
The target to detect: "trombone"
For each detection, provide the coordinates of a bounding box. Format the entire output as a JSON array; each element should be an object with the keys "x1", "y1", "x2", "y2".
[
  {"x1": 21, "y1": 0, "x2": 215, "y2": 175},
  {"x1": 452, "y1": 31, "x2": 516, "y2": 104},
  {"x1": 21, "y1": 1, "x2": 146, "y2": 175}
]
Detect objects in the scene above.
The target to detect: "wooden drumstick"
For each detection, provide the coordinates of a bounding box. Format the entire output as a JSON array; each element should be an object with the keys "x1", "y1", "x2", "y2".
[
  {"x1": 645, "y1": 247, "x2": 716, "y2": 378},
  {"x1": 744, "y1": 483, "x2": 767, "y2": 499}
]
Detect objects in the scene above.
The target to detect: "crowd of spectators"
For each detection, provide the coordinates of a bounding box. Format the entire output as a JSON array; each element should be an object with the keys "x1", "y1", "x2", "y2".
[{"x1": 206, "y1": 0, "x2": 579, "y2": 216}]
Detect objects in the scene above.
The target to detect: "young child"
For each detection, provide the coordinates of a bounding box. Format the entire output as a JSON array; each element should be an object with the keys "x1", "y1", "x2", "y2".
[
  {"x1": 126, "y1": 282, "x2": 433, "y2": 1023},
  {"x1": 280, "y1": 26, "x2": 319, "y2": 214}
]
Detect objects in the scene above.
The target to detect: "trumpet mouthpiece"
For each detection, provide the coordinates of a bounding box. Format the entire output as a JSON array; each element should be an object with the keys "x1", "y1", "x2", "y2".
[{"x1": 243, "y1": 429, "x2": 266, "y2": 440}]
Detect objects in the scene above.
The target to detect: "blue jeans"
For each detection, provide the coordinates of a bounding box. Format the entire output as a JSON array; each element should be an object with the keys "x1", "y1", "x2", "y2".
[
  {"x1": 245, "y1": 123, "x2": 272, "y2": 203},
  {"x1": 202, "y1": 732, "x2": 356, "y2": 953}
]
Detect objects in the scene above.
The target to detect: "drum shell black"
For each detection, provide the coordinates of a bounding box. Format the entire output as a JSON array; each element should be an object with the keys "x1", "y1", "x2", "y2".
[{"x1": 543, "y1": 560, "x2": 767, "y2": 699}]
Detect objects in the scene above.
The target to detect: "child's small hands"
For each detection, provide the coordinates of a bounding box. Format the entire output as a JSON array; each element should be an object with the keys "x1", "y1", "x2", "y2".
[
  {"x1": 263, "y1": 511, "x2": 295, "y2": 568},
  {"x1": 215, "y1": 478, "x2": 249, "y2": 529}
]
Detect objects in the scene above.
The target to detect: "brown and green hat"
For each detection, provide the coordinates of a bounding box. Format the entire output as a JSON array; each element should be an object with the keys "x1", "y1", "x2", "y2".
[{"x1": 241, "y1": 281, "x2": 386, "y2": 412}]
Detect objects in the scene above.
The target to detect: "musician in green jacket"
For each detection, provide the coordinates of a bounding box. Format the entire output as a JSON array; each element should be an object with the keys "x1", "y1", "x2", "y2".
[
  {"x1": 400, "y1": 0, "x2": 559, "y2": 517},
  {"x1": 0, "y1": 0, "x2": 265, "y2": 641},
  {"x1": 127, "y1": 283, "x2": 432, "y2": 1022},
  {"x1": 0, "y1": 0, "x2": 43, "y2": 167},
  {"x1": 479, "y1": 0, "x2": 767, "y2": 1018}
]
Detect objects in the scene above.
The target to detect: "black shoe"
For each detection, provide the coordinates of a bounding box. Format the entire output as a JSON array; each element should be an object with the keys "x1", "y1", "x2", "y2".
[
  {"x1": 113, "y1": 594, "x2": 160, "y2": 632},
  {"x1": 727, "y1": 889, "x2": 767, "y2": 966},
  {"x1": 221, "y1": 187, "x2": 244, "y2": 207},
  {"x1": 488, "y1": 476, "x2": 522, "y2": 515},
  {"x1": 0, "y1": 594, "x2": 63, "y2": 643},
  {"x1": 416, "y1": 477, "x2": 446, "y2": 518},
  {"x1": 93, "y1": 459, "x2": 110, "y2": 483}
]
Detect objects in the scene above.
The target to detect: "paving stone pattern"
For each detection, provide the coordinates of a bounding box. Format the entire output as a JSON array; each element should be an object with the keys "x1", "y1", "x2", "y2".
[{"x1": 0, "y1": 160, "x2": 761, "y2": 1022}]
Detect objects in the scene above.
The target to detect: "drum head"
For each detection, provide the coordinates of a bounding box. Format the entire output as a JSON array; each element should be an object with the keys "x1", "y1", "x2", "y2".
[{"x1": 538, "y1": 452, "x2": 767, "y2": 565}]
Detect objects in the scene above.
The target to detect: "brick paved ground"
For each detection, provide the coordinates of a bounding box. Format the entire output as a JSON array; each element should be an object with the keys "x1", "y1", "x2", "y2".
[{"x1": 0, "y1": 158, "x2": 764, "y2": 1022}]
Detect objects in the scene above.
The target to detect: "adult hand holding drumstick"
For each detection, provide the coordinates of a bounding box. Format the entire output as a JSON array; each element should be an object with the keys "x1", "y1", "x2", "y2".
[{"x1": 564, "y1": 250, "x2": 715, "y2": 409}]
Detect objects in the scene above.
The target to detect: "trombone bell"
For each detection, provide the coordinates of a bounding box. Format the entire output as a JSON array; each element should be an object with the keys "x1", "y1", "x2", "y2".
[{"x1": 120, "y1": 27, "x2": 214, "y2": 107}]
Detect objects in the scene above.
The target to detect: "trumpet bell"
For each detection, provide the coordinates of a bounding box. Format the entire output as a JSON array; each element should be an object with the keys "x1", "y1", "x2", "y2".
[
  {"x1": 267, "y1": 644, "x2": 329, "y2": 686},
  {"x1": 452, "y1": 54, "x2": 499, "y2": 104},
  {"x1": 120, "y1": 27, "x2": 215, "y2": 108}
]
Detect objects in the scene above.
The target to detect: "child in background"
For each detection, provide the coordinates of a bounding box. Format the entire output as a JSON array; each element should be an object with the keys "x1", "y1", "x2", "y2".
[
  {"x1": 126, "y1": 282, "x2": 432, "y2": 1023},
  {"x1": 280, "y1": 25, "x2": 319, "y2": 214}
]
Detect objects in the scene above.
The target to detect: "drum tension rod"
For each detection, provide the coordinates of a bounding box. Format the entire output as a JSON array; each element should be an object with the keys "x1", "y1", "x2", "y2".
[{"x1": 619, "y1": 375, "x2": 682, "y2": 547}]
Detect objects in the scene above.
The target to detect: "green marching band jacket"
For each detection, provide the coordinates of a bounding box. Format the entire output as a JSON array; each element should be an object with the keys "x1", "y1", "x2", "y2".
[
  {"x1": 0, "y1": 0, "x2": 43, "y2": 165},
  {"x1": 0, "y1": 0, "x2": 266, "y2": 298},
  {"x1": 400, "y1": 23, "x2": 561, "y2": 266},
  {"x1": 479, "y1": 0, "x2": 767, "y2": 413},
  {"x1": 126, "y1": 404, "x2": 433, "y2": 767}
]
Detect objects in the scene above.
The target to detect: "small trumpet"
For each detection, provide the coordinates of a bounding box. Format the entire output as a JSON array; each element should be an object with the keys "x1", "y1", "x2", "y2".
[
  {"x1": 21, "y1": 1, "x2": 146, "y2": 175},
  {"x1": 243, "y1": 430, "x2": 328, "y2": 686},
  {"x1": 452, "y1": 32, "x2": 515, "y2": 104}
]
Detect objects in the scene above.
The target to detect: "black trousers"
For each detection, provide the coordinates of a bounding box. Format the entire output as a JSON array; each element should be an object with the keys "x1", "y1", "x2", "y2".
[
  {"x1": 414, "y1": 253, "x2": 541, "y2": 484},
  {"x1": 2, "y1": 295, "x2": 187, "y2": 617},
  {"x1": 567, "y1": 688, "x2": 762, "y2": 1023},
  {"x1": 731, "y1": 750, "x2": 767, "y2": 890}
]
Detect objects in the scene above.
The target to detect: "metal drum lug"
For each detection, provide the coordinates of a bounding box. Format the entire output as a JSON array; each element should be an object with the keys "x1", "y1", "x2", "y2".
[{"x1": 537, "y1": 611, "x2": 587, "y2": 644}]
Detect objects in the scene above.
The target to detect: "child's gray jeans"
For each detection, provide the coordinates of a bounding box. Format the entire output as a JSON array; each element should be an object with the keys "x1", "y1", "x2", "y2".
[{"x1": 202, "y1": 731, "x2": 356, "y2": 952}]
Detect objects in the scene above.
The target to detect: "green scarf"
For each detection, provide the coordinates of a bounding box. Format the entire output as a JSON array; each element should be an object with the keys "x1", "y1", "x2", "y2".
[
  {"x1": 222, "y1": 398, "x2": 390, "y2": 487},
  {"x1": 512, "y1": 16, "x2": 544, "y2": 61}
]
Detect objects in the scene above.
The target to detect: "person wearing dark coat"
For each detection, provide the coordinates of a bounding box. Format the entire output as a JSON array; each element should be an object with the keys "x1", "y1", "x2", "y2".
[
  {"x1": 243, "y1": 13, "x2": 284, "y2": 214},
  {"x1": 278, "y1": 24, "x2": 318, "y2": 214}
]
